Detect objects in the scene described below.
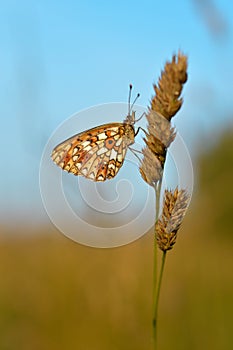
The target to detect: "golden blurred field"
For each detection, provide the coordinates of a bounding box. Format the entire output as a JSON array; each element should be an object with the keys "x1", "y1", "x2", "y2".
[{"x1": 1, "y1": 130, "x2": 233, "y2": 350}]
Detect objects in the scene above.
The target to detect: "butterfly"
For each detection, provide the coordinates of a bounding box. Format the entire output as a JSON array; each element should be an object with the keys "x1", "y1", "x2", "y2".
[{"x1": 51, "y1": 86, "x2": 141, "y2": 182}]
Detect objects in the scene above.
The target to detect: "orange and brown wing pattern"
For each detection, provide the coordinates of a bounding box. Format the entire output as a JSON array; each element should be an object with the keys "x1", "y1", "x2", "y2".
[{"x1": 51, "y1": 123, "x2": 135, "y2": 181}]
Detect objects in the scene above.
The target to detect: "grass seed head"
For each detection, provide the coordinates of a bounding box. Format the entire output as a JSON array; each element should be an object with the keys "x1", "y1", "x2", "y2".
[
  {"x1": 139, "y1": 52, "x2": 188, "y2": 186},
  {"x1": 151, "y1": 53, "x2": 188, "y2": 120},
  {"x1": 156, "y1": 188, "x2": 190, "y2": 251}
]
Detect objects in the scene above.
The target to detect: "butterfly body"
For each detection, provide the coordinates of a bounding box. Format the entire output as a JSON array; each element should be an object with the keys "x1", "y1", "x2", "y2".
[{"x1": 51, "y1": 113, "x2": 136, "y2": 182}]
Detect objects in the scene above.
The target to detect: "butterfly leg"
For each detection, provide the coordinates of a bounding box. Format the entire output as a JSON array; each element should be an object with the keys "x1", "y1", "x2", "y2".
[
  {"x1": 128, "y1": 146, "x2": 143, "y2": 162},
  {"x1": 134, "y1": 126, "x2": 148, "y2": 137}
]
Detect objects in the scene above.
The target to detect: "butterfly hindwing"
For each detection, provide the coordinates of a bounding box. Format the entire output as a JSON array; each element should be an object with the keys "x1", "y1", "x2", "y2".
[{"x1": 51, "y1": 122, "x2": 135, "y2": 181}]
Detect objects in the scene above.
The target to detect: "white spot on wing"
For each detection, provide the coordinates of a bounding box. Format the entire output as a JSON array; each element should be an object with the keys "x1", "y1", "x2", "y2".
[
  {"x1": 97, "y1": 147, "x2": 108, "y2": 156},
  {"x1": 82, "y1": 141, "x2": 90, "y2": 148},
  {"x1": 82, "y1": 168, "x2": 88, "y2": 176},
  {"x1": 97, "y1": 133, "x2": 107, "y2": 140},
  {"x1": 115, "y1": 138, "x2": 122, "y2": 146},
  {"x1": 108, "y1": 163, "x2": 115, "y2": 170},
  {"x1": 117, "y1": 154, "x2": 123, "y2": 162},
  {"x1": 97, "y1": 175, "x2": 105, "y2": 181},
  {"x1": 110, "y1": 148, "x2": 118, "y2": 160},
  {"x1": 109, "y1": 127, "x2": 119, "y2": 134},
  {"x1": 122, "y1": 147, "x2": 126, "y2": 158},
  {"x1": 83, "y1": 145, "x2": 92, "y2": 151}
]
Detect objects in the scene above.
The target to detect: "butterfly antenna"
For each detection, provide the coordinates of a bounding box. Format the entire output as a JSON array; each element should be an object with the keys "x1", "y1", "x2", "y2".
[
  {"x1": 128, "y1": 84, "x2": 133, "y2": 116},
  {"x1": 130, "y1": 93, "x2": 140, "y2": 113}
]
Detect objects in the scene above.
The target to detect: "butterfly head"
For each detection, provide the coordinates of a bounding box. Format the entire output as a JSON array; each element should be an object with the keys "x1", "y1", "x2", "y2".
[{"x1": 124, "y1": 110, "x2": 136, "y2": 125}]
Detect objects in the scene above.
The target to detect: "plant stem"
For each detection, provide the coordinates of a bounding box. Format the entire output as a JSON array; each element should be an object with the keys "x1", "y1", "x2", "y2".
[
  {"x1": 153, "y1": 250, "x2": 167, "y2": 347},
  {"x1": 152, "y1": 179, "x2": 162, "y2": 349}
]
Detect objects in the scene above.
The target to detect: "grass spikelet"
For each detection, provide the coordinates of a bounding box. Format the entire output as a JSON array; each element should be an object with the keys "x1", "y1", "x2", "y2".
[
  {"x1": 151, "y1": 52, "x2": 188, "y2": 120},
  {"x1": 139, "y1": 52, "x2": 188, "y2": 186},
  {"x1": 146, "y1": 111, "x2": 176, "y2": 148},
  {"x1": 139, "y1": 147, "x2": 163, "y2": 187},
  {"x1": 156, "y1": 188, "x2": 190, "y2": 251}
]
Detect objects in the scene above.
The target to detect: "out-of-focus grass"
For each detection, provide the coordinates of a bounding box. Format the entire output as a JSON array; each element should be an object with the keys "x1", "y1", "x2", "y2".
[
  {"x1": 196, "y1": 130, "x2": 233, "y2": 240},
  {"x1": 0, "y1": 226, "x2": 232, "y2": 350},
  {"x1": 0, "y1": 130, "x2": 233, "y2": 350},
  {"x1": 0, "y1": 230, "x2": 153, "y2": 350}
]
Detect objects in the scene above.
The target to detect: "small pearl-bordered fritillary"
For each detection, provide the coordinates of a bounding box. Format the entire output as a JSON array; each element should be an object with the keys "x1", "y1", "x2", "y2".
[{"x1": 51, "y1": 87, "x2": 141, "y2": 181}]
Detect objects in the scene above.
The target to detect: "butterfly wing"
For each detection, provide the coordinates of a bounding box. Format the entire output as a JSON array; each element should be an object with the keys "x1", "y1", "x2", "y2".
[{"x1": 51, "y1": 123, "x2": 135, "y2": 181}]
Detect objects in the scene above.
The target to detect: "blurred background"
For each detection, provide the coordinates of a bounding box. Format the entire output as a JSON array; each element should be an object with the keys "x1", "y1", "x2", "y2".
[{"x1": 1, "y1": 0, "x2": 233, "y2": 349}]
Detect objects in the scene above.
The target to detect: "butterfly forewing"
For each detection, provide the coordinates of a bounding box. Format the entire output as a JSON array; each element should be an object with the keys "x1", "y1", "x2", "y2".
[{"x1": 51, "y1": 122, "x2": 135, "y2": 181}]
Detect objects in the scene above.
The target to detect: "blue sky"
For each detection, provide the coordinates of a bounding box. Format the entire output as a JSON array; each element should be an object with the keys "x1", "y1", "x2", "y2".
[{"x1": 1, "y1": 0, "x2": 233, "y2": 224}]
